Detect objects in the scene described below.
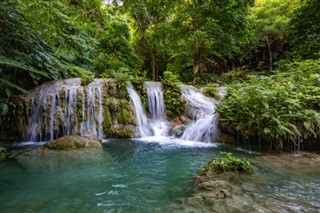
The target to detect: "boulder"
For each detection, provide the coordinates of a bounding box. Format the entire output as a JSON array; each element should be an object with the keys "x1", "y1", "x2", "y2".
[{"x1": 43, "y1": 135, "x2": 102, "y2": 149}]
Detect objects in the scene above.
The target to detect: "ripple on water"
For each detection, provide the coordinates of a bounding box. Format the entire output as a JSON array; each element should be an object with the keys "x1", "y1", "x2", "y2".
[
  {"x1": 112, "y1": 184, "x2": 128, "y2": 188},
  {"x1": 95, "y1": 190, "x2": 120, "y2": 196}
]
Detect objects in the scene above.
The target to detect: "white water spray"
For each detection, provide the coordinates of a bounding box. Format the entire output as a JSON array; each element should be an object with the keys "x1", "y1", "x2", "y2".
[
  {"x1": 180, "y1": 85, "x2": 218, "y2": 142},
  {"x1": 144, "y1": 82, "x2": 170, "y2": 137},
  {"x1": 126, "y1": 82, "x2": 152, "y2": 137}
]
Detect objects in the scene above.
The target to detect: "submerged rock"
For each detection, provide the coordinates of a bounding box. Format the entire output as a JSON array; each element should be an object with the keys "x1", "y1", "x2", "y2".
[
  {"x1": 43, "y1": 135, "x2": 102, "y2": 149},
  {"x1": 16, "y1": 147, "x2": 110, "y2": 174},
  {"x1": 175, "y1": 152, "x2": 320, "y2": 213},
  {"x1": 252, "y1": 151, "x2": 320, "y2": 175},
  {"x1": 169, "y1": 176, "x2": 269, "y2": 213}
]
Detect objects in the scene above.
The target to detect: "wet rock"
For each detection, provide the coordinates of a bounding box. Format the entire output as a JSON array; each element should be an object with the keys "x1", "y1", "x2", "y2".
[
  {"x1": 241, "y1": 183, "x2": 257, "y2": 193},
  {"x1": 168, "y1": 155, "x2": 270, "y2": 213},
  {"x1": 43, "y1": 135, "x2": 102, "y2": 149},
  {"x1": 16, "y1": 147, "x2": 110, "y2": 174},
  {"x1": 106, "y1": 124, "x2": 135, "y2": 138},
  {"x1": 172, "y1": 125, "x2": 186, "y2": 138},
  {"x1": 170, "y1": 180, "x2": 270, "y2": 213},
  {"x1": 252, "y1": 152, "x2": 320, "y2": 175},
  {"x1": 171, "y1": 117, "x2": 183, "y2": 126}
]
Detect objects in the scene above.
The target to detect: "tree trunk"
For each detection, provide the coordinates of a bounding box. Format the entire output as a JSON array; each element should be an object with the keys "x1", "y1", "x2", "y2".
[
  {"x1": 151, "y1": 50, "x2": 158, "y2": 81},
  {"x1": 265, "y1": 36, "x2": 272, "y2": 72},
  {"x1": 192, "y1": 63, "x2": 199, "y2": 85},
  {"x1": 133, "y1": 13, "x2": 158, "y2": 81}
]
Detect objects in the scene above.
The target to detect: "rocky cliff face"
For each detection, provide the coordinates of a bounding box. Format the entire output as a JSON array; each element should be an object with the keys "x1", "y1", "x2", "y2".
[{"x1": 0, "y1": 78, "x2": 136, "y2": 143}]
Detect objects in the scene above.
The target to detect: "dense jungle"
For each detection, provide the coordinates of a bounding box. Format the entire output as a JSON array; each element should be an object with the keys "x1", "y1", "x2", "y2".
[
  {"x1": 1, "y1": 1, "x2": 320, "y2": 212},
  {"x1": 1, "y1": 0, "x2": 319, "y2": 150}
]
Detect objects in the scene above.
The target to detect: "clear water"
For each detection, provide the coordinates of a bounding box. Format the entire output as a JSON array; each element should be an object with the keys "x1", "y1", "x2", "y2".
[{"x1": 1, "y1": 139, "x2": 320, "y2": 213}]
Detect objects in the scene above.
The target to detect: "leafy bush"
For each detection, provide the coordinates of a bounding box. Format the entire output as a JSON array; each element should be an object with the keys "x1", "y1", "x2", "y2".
[
  {"x1": 162, "y1": 71, "x2": 185, "y2": 119},
  {"x1": 0, "y1": 146, "x2": 6, "y2": 153},
  {"x1": 217, "y1": 59, "x2": 320, "y2": 149},
  {"x1": 197, "y1": 152, "x2": 254, "y2": 175}
]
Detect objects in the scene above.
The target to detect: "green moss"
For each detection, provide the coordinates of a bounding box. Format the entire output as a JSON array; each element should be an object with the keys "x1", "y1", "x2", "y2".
[
  {"x1": 116, "y1": 108, "x2": 135, "y2": 125},
  {"x1": 107, "y1": 97, "x2": 119, "y2": 112},
  {"x1": 105, "y1": 126, "x2": 134, "y2": 138},
  {"x1": 43, "y1": 136, "x2": 102, "y2": 149},
  {"x1": 112, "y1": 128, "x2": 134, "y2": 138},
  {"x1": 74, "y1": 141, "x2": 85, "y2": 148},
  {"x1": 203, "y1": 84, "x2": 220, "y2": 100},
  {"x1": 103, "y1": 107, "x2": 112, "y2": 129},
  {"x1": 197, "y1": 152, "x2": 255, "y2": 176},
  {"x1": 81, "y1": 76, "x2": 94, "y2": 86},
  {"x1": 44, "y1": 140, "x2": 74, "y2": 149}
]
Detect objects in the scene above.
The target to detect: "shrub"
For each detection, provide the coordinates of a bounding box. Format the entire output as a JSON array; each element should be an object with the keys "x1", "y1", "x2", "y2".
[{"x1": 217, "y1": 59, "x2": 320, "y2": 149}]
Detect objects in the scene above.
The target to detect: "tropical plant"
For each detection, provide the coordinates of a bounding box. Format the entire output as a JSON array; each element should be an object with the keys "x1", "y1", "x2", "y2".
[
  {"x1": 161, "y1": 71, "x2": 185, "y2": 119},
  {"x1": 217, "y1": 59, "x2": 320, "y2": 150},
  {"x1": 197, "y1": 152, "x2": 255, "y2": 175},
  {"x1": 0, "y1": 146, "x2": 6, "y2": 153},
  {"x1": 0, "y1": 0, "x2": 140, "y2": 114}
]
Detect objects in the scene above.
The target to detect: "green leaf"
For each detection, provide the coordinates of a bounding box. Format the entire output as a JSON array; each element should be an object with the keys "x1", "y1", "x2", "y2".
[
  {"x1": 0, "y1": 56, "x2": 48, "y2": 77},
  {"x1": 264, "y1": 128, "x2": 271, "y2": 134},
  {"x1": 303, "y1": 121, "x2": 312, "y2": 130}
]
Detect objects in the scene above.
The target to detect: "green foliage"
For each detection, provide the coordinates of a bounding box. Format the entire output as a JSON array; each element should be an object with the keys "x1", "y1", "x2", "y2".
[
  {"x1": 162, "y1": 71, "x2": 185, "y2": 119},
  {"x1": 197, "y1": 152, "x2": 255, "y2": 175},
  {"x1": 81, "y1": 75, "x2": 94, "y2": 86},
  {"x1": 202, "y1": 83, "x2": 220, "y2": 100},
  {"x1": 0, "y1": 146, "x2": 6, "y2": 153},
  {"x1": 165, "y1": 0, "x2": 253, "y2": 83},
  {"x1": 289, "y1": 0, "x2": 320, "y2": 60},
  {"x1": 123, "y1": 0, "x2": 252, "y2": 82},
  {"x1": 0, "y1": 0, "x2": 140, "y2": 113},
  {"x1": 241, "y1": 0, "x2": 301, "y2": 71},
  {"x1": 217, "y1": 59, "x2": 320, "y2": 149}
]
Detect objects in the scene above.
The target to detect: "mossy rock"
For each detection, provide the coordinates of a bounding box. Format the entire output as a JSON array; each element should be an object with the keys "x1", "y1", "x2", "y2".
[
  {"x1": 116, "y1": 107, "x2": 135, "y2": 125},
  {"x1": 196, "y1": 152, "x2": 255, "y2": 177},
  {"x1": 105, "y1": 124, "x2": 135, "y2": 138},
  {"x1": 43, "y1": 135, "x2": 102, "y2": 150},
  {"x1": 103, "y1": 107, "x2": 113, "y2": 129}
]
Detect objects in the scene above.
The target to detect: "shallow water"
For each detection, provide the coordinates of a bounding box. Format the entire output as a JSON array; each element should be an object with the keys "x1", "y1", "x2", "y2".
[{"x1": 0, "y1": 139, "x2": 319, "y2": 212}]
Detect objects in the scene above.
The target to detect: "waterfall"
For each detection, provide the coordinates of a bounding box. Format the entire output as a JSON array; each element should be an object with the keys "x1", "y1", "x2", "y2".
[
  {"x1": 179, "y1": 85, "x2": 218, "y2": 142},
  {"x1": 126, "y1": 82, "x2": 152, "y2": 137},
  {"x1": 80, "y1": 79, "x2": 104, "y2": 139},
  {"x1": 144, "y1": 82, "x2": 170, "y2": 137},
  {"x1": 27, "y1": 78, "x2": 104, "y2": 141},
  {"x1": 26, "y1": 78, "x2": 219, "y2": 143}
]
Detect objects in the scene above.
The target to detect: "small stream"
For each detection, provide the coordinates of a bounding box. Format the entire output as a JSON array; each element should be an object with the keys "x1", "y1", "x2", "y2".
[{"x1": 1, "y1": 139, "x2": 319, "y2": 212}]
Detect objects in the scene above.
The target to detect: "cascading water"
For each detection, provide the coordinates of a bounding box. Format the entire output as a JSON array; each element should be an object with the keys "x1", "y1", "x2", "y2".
[
  {"x1": 27, "y1": 78, "x2": 218, "y2": 143},
  {"x1": 27, "y1": 79, "x2": 82, "y2": 141},
  {"x1": 80, "y1": 79, "x2": 104, "y2": 139},
  {"x1": 179, "y1": 85, "x2": 218, "y2": 142},
  {"x1": 27, "y1": 78, "x2": 105, "y2": 141},
  {"x1": 126, "y1": 82, "x2": 152, "y2": 137},
  {"x1": 144, "y1": 82, "x2": 170, "y2": 137}
]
